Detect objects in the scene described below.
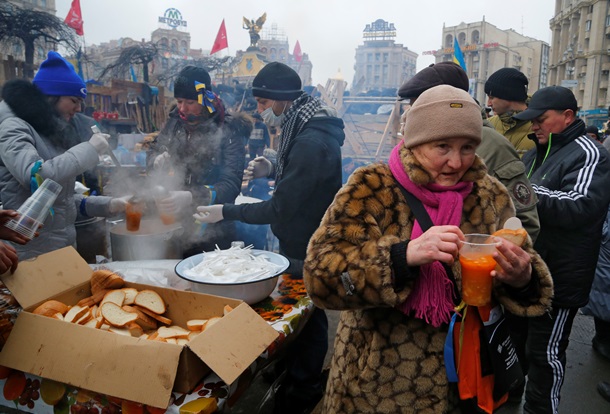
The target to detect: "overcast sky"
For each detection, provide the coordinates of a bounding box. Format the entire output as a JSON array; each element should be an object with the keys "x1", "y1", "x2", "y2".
[{"x1": 55, "y1": 0, "x2": 556, "y2": 88}]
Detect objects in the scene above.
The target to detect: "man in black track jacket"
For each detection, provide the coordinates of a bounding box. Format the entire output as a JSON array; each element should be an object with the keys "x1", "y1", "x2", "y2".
[{"x1": 509, "y1": 86, "x2": 610, "y2": 414}]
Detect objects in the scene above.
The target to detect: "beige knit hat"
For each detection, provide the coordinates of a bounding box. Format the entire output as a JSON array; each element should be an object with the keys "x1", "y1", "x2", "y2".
[{"x1": 403, "y1": 85, "x2": 482, "y2": 149}]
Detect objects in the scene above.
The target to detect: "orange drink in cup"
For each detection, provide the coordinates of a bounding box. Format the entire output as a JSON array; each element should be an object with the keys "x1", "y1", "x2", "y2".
[
  {"x1": 125, "y1": 201, "x2": 143, "y2": 232},
  {"x1": 459, "y1": 234, "x2": 499, "y2": 306}
]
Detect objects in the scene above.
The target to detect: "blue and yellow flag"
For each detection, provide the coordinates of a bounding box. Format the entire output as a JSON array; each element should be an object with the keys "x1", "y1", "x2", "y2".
[
  {"x1": 453, "y1": 38, "x2": 467, "y2": 71},
  {"x1": 129, "y1": 65, "x2": 138, "y2": 83}
]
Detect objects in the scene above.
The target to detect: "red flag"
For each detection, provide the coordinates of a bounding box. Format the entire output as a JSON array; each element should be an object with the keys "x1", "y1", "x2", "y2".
[
  {"x1": 210, "y1": 19, "x2": 228, "y2": 55},
  {"x1": 64, "y1": 0, "x2": 84, "y2": 36},
  {"x1": 293, "y1": 40, "x2": 302, "y2": 63}
]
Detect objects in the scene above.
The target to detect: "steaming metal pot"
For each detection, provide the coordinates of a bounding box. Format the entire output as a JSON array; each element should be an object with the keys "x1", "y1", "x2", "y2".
[{"x1": 110, "y1": 219, "x2": 183, "y2": 261}]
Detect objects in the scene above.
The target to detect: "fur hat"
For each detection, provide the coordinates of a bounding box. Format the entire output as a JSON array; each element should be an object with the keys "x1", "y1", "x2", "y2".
[
  {"x1": 252, "y1": 62, "x2": 302, "y2": 101},
  {"x1": 398, "y1": 62, "x2": 469, "y2": 100},
  {"x1": 484, "y1": 68, "x2": 528, "y2": 102},
  {"x1": 174, "y1": 66, "x2": 212, "y2": 100},
  {"x1": 403, "y1": 85, "x2": 482, "y2": 149},
  {"x1": 33, "y1": 51, "x2": 86, "y2": 98}
]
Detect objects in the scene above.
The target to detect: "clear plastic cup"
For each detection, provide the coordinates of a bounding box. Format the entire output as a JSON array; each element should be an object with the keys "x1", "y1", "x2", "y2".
[
  {"x1": 459, "y1": 234, "x2": 499, "y2": 306},
  {"x1": 125, "y1": 201, "x2": 143, "y2": 232},
  {"x1": 4, "y1": 179, "x2": 62, "y2": 239},
  {"x1": 151, "y1": 186, "x2": 175, "y2": 225},
  {"x1": 156, "y1": 202, "x2": 175, "y2": 225}
]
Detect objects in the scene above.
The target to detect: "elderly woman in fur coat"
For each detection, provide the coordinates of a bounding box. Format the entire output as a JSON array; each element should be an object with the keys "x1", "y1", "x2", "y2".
[{"x1": 304, "y1": 85, "x2": 553, "y2": 414}]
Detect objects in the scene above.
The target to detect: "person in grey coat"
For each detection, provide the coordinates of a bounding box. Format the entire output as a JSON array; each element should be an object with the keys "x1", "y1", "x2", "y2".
[
  {"x1": 583, "y1": 202, "x2": 610, "y2": 360},
  {"x1": 0, "y1": 52, "x2": 127, "y2": 260}
]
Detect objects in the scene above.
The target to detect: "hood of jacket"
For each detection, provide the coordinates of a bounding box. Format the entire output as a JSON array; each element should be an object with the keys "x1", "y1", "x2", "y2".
[
  {"x1": 301, "y1": 108, "x2": 346, "y2": 149},
  {"x1": 0, "y1": 79, "x2": 56, "y2": 137}
]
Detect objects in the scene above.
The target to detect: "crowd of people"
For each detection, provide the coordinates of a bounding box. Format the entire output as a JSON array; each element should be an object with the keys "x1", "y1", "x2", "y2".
[{"x1": 2, "y1": 49, "x2": 610, "y2": 414}]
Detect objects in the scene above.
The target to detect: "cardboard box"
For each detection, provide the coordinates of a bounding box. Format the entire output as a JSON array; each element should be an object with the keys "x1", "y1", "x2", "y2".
[{"x1": 0, "y1": 247, "x2": 278, "y2": 408}]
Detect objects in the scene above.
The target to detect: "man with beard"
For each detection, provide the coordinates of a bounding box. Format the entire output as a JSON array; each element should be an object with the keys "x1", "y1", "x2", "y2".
[{"x1": 0, "y1": 51, "x2": 128, "y2": 259}]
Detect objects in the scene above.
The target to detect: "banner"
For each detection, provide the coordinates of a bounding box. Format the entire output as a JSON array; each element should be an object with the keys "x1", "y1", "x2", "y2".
[
  {"x1": 210, "y1": 19, "x2": 228, "y2": 55},
  {"x1": 453, "y1": 38, "x2": 466, "y2": 71},
  {"x1": 293, "y1": 40, "x2": 302, "y2": 63},
  {"x1": 64, "y1": 0, "x2": 84, "y2": 36}
]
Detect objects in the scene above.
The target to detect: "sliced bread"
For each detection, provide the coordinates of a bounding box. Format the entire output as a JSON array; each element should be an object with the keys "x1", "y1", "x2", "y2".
[
  {"x1": 100, "y1": 302, "x2": 138, "y2": 327},
  {"x1": 134, "y1": 290, "x2": 166, "y2": 314},
  {"x1": 33, "y1": 300, "x2": 69, "y2": 318}
]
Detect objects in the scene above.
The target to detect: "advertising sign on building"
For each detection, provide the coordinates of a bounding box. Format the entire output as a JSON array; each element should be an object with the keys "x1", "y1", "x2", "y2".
[
  {"x1": 159, "y1": 8, "x2": 187, "y2": 28},
  {"x1": 561, "y1": 79, "x2": 578, "y2": 88}
]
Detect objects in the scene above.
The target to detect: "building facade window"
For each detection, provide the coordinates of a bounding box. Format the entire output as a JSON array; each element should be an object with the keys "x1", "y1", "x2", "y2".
[
  {"x1": 458, "y1": 32, "x2": 466, "y2": 46},
  {"x1": 445, "y1": 34, "x2": 453, "y2": 48},
  {"x1": 471, "y1": 30, "x2": 480, "y2": 44},
  {"x1": 606, "y1": 15, "x2": 610, "y2": 26},
  {"x1": 585, "y1": 20, "x2": 591, "y2": 31}
]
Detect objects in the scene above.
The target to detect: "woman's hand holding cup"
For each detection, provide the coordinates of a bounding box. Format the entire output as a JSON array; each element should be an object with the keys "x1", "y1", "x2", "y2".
[{"x1": 406, "y1": 225, "x2": 464, "y2": 267}]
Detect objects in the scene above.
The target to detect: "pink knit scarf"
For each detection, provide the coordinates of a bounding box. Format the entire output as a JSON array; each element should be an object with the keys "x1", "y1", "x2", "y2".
[{"x1": 389, "y1": 142, "x2": 473, "y2": 327}]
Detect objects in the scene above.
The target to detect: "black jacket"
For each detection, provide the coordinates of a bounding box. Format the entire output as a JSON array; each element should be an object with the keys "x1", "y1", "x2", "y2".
[
  {"x1": 147, "y1": 108, "x2": 248, "y2": 205},
  {"x1": 522, "y1": 119, "x2": 610, "y2": 307},
  {"x1": 223, "y1": 110, "x2": 345, "y2": 261},
  {"x1": 147, "y1": 108, "x2": 249, "y2": 253}
]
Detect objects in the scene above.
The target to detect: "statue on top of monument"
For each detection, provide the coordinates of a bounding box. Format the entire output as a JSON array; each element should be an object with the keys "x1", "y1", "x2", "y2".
[{"x1": 243, "y1": 12, "x2": 267, "y2": 48}]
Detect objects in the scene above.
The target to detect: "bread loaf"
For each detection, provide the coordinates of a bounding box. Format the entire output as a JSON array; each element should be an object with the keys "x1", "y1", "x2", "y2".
[
  {"x1": 100, "y1": 302, "x2": 138, "y2": 327},
  {"x1": 491, "y1": 228, "x2": 528, "y2": 247},
  {"x1": 136, "y1": 306, "x2": 172, "y2": 326},
  {"x1": 100, "y1": 290, "x2": 126, "y2": 307},
  {"x1": 90, "y1": 269, "x2": 125, "y2": 294},
  {"x1": 186, "y1": 319, "x2": 207, "y2": 331},
  {"x1": 134, "y1": 290, "x2": 166, "y2": 314},
  {"x1": 202, "y1": 316, "x2": 221, "y2": 332},
  {"x1": 121, "y1": 306, "x2": 158, "y2": 330},
  {"x1": 158, "y1": 325, "x2": 190, "y2": 339},
  {"x1": 33, "y1": 300, "x2": 70, "y2": 318},
  {"x1": 121, "y1": 288, "x2": 138, "y2": 305},
  {"x1": 64, "y1": 305, "x2": 90, "y2": 323}
]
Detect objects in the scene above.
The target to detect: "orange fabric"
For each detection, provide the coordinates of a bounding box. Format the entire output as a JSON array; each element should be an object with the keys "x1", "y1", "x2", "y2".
[{"x1": 452, "y1": 305, "x2": 508, "y2": 413}]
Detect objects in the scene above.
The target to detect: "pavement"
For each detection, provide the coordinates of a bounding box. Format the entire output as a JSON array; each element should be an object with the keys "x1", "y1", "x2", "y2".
[{"x1": 231, "y1": 310, "x2": 610, "y2": 414}]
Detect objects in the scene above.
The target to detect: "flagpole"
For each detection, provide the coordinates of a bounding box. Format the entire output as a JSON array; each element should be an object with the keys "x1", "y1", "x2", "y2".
[{"x1": 81, "y1": 34, "x2": 88, "y2": 80}]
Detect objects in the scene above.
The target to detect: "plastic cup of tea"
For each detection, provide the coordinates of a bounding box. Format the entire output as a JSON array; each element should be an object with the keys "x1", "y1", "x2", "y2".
[
  {"x1": 459, "y1": 234, "x2": 499, "y2": 307},
  {"x1": 4, "y1": 178, "x2": 63, "y2": 239},
  {"x1": 125, "y1": 201, "x2": 143, "y2": 232},
  {"x1": 156, "y1": 202, "x2": 175, "y2": 225}
]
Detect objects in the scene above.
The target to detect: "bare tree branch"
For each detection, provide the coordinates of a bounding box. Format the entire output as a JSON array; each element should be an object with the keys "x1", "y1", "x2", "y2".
[
  {"x1": 0, "y1": 2, "x2": 80, "y2": 78},
  {"x1": 98, "y1": 42, "x2": 159, "y2": 83}
]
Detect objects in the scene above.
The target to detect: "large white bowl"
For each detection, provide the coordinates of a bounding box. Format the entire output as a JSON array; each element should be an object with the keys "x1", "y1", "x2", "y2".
[{"x1": 174, "y1": 250, "x2": 289, "y2": 304}]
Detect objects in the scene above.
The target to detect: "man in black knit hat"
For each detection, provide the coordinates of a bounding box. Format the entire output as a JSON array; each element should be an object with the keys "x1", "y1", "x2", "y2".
[
  {"x1": 485, "y1": 68, "x2": 535, "y2": 157},
  {"x1": 194, "y1": 61, "x2": 345, "y2": 413}
]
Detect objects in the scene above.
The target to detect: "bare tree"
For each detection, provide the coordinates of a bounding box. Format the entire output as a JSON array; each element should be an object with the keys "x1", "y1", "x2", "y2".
[
  {"x1": 98, "y1": 42, "x2": 159, "y2": 83},
  {"x1": 154, "y1": 55, "x2": 234, "y2": 85},
  {"x1": 0, "y1": 2, "x2": 80, "y2": 78}
]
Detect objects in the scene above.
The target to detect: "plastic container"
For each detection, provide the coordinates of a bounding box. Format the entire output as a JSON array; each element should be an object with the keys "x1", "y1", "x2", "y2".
[
  {"x1": 4, "y1": 179, "x2": 62, "y2": 239},
  {"x1": 459, "y1": 234, "x2": 499, "y2": 306},
  {"x1": 125, "y1": 200, "x2": 143, "y2": 232},
  {"x1": 152, "y1": 186, "x2": 175, "y2": 225}
]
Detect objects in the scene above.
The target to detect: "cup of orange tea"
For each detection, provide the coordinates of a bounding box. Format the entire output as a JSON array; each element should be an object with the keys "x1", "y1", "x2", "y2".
[
  {"x1": 125, "y1": 201, "x2": 143, "y2": 232},
  {"x1": 459, "y1": 234, "x2": 499, "y2": 306}
]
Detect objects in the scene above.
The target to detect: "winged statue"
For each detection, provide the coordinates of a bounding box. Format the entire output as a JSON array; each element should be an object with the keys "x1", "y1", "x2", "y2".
[{"x1": 243, "y1": 12, "x2": 267, "y2": 48}]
